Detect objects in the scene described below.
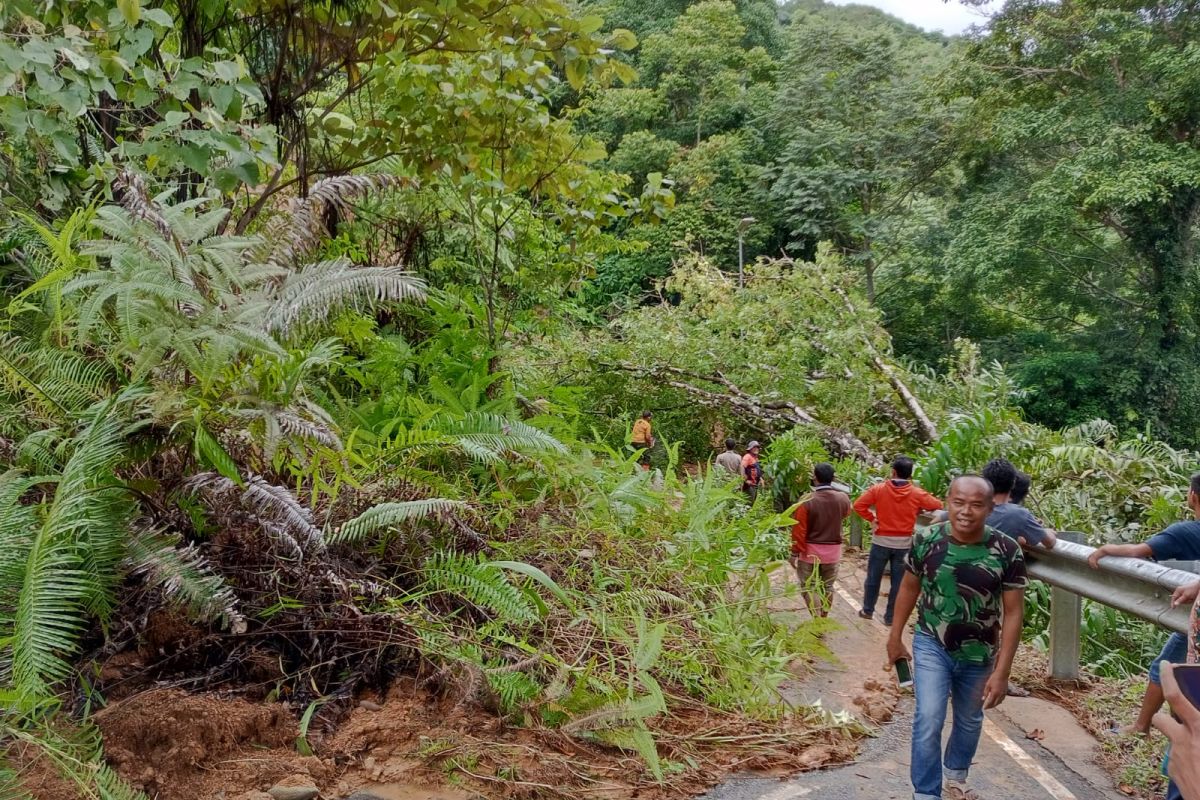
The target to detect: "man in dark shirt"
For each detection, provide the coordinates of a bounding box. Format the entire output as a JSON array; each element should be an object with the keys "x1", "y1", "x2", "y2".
[
  {"x1": 981, "y1": 458, "x2": 1056, "y2": 549},
  {"x1": 887, "y1": 475, "x2": 1026, "y2": 800},
  {"x1": 790, "y1": 462, "x2": 853, "y2": 617},
  {"x1": 1089, "y1": 473, "x2": 1200, "y2": 743}
]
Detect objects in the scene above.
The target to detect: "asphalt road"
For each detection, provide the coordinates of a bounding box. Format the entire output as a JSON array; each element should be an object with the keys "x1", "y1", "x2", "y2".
[{"x1": 701, "y1": 559, "x2": 1127, "y2": 800}]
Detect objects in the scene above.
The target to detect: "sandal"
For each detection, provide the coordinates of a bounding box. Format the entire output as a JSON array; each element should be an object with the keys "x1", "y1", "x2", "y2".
[{"x1": 945, "y1": 780, "x2": 982, "y2": 800}]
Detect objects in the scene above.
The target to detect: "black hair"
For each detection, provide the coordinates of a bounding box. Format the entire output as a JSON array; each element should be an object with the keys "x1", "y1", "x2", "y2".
[
  {"x1": 813, "y1": 462, "x2": 835, "y2": 485},
  {"x1": 641, "y1": 410, "x2": 652, "y2": 418},
  {"x1": 981, "y1": 458, "x2": 1017, "y2": 495},
  {"x1": 1191, "y1": 473, "x2": 1200, "y2": 497},
  {"x1": 725, "y1": 438, "x2": 737, "y2": 450},
  {"x1": 891, "y1": 456, "x2": 915, "y2": 480},
  {"x1": 1011, "y1": 471, "x2": 1031, "y2": 504}
]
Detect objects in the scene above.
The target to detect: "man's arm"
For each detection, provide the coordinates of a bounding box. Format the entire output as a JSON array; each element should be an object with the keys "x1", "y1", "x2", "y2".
[
  {"x1": 885, "y1": 571, "x2": 921, "y2": 666},
  {"x1": 983, "y1": 588, "x2": 1024, "y2": 709},
  {"x1": 853, "y1": 485, "x2": 878, "y2": 523},
  {"x1": 1017, "y1": 509, "x2": 1055, "y2": 549},
  {"x1": 1087, "y1": 542, "x2": 1153, "y2": 569},
  {"x1": 917, "y1": 488, "x2": 944, "y2": 512},
  {"x1": 791, "y1": 505, "x2": 809, "y2": 557}
]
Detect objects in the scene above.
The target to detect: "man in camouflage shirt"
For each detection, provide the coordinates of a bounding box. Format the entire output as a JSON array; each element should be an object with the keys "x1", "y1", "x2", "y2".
[{"x1": 887, "y1": 475, "x2": 1027, "y2": 800}]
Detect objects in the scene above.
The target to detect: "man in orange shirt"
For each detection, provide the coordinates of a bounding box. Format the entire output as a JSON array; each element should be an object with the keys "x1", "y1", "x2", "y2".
[
  {"x1": 791, "y1": 462, "x2": 852, "y2": 617},
  {"x1": 853, "y1": 455, "x2": 943, "y2": 625}
]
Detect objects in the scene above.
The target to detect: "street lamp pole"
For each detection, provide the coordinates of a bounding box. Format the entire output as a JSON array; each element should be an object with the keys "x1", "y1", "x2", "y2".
[{"x1": 737, "y1": 216, "x2": 755, "y2": 289}]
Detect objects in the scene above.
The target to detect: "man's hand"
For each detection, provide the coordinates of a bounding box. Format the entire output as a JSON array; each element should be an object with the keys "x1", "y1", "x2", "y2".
[
  {"x1": 1153, "y1": 664, "x2": 1200, "y2": 799},
  {"x1": 1173, "y1": 579, "x2": 1200, "y2": 608},
  {"x1": 870, "y1": 521, "x2": 879, "y2": 535},
  {"x1": 885, "y1": 636, "x2": 911, "y2": 671},
  {"x1": 1087, "y1": 544, "x2": 1114, "y2": 569},
  {"x1": 982, "y1": 670, "x2": 1009, "y2": 709}
]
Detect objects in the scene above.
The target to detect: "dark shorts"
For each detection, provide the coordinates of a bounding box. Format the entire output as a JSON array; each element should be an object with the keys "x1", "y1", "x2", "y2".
[{"x1": 634, "y1": 446, "x2": 652, "y2": 466}]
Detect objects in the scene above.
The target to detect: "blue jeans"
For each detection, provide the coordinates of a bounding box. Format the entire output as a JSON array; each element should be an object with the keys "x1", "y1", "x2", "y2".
[
  {"x1": 1150, "y1": 632, "x2": 1189, "y2": 685},
  {"x1": 863, "y1": 543, "x2": 907, "y2": 623},
  {"x1": 911, "y1": 632, "x2": 994, "y2": 799}
]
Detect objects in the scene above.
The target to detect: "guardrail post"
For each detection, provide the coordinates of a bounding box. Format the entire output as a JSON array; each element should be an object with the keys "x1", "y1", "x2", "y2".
[
  {"x1": 849, "y1": 516, "x2": 863, "y2": 548},
  {"x1": 1048, "y1": 531, "x2": 1085, "y2": 681}
]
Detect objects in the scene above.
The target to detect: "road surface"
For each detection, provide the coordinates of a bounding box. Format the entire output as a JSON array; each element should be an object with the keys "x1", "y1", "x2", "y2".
[{"x1": 702, "y1": 558, "x2": 1125, "y2": 800}]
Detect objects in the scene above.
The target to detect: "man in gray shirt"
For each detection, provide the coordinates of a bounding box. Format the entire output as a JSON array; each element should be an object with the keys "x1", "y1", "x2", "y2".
[
  {"x1": 981, "y1": 459, "x2": 1056, "y2": 548},
  {"x1": 714, "y1": 438, "x2": 743, "y2": 477}
]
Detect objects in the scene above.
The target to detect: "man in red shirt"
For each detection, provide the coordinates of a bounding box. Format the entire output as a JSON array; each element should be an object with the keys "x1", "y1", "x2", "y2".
[
  {"x1": 741, "y1": 441, "x2": 763, "y2": 503},
  {"x1": 791, "y1": 462, "x2": 853, "y2": 617},
  {"x1": 853, "y1": 456, "x2": 943, "y2": 625}
]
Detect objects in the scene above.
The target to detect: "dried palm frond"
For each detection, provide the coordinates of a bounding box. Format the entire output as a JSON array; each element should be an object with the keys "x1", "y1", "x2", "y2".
[
  {"x1": 186, "y1": 472, "x2": 326, "y2": 556},
  {"x1": 113, "y1": 170, "x2": 182, "y2": 254},
  {"x1": 126, "y1": 530, "x2": 246, "y2": 633},
  {"x1": 264, "y1": 174, "x2": 413, "y2": 267}
]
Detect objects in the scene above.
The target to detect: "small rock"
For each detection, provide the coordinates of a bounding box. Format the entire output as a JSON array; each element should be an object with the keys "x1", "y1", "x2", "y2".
[
  {"x1": 267, "y1": 786, "x2": 318, "y2": 800},
  {"x1": 358, "y1": 699, "x2": 383, "y2": 711},
  {"x1": 578, "y1": 548, "x2": 595, "y2": 559}
]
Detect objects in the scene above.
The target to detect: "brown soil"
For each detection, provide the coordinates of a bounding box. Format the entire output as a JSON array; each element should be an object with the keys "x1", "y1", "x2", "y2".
[{"x1": 69, "y1": 678, "x2": 856, "y2": 800}]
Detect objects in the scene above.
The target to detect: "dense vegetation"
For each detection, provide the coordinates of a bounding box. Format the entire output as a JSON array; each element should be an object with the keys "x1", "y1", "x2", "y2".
[{"x1": 1, "y1": 0, "x2": 1198, "y2": 797}]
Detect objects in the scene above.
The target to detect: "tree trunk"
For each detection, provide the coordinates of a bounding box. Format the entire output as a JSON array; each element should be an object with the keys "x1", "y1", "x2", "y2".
[{"x1": 823, "y1": 280, "x2": 938, "y2": 442}]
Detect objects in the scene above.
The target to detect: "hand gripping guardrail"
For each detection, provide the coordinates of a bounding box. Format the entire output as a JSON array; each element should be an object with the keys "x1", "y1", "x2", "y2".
[{"x1": 1023, "y1": 532, "x2": 1197, "y2": 680}]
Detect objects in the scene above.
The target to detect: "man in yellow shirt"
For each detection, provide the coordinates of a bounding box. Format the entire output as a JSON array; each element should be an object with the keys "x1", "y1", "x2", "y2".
[{"x1": 631, "y1": 410, "x2": 654, "y2": 470}]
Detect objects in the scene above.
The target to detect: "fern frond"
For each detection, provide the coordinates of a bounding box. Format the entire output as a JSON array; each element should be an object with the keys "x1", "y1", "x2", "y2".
[
  {"x1": 419, "y1": 553, "x2": 539, "y2": 625},
  {"x1": 331, "y1": 498, "x2": 467, "y2": 544},
  {"x1": 126, "y1": 531, "x2": 245, "y2": 631},
  {"x1": 113, "y1": 170, "x2": 181, "y2": 253},
  {"x1": 2, "y1": 720, "x2": 147, "y2": 800},
  {"x1": 263, "y1": 259, "x2": 426, "y2": 335},
  {"x1": 264, "y1": 174, "x2": 404, "y2": 267},
  {"x1": 396, "y1": 413, "x2": 566, "y2": 464},
  {"x1": 187, "y1": 473, "x2": 325, "y2": 555}
]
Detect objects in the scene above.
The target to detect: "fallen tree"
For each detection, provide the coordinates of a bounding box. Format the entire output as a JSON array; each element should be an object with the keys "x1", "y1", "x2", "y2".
[{"x1": 599, "y1": 361, "x2": 882, "y2": 465}]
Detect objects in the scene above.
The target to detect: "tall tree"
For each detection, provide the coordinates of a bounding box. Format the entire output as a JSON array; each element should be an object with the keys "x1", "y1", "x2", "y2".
[
  {"x1": 946, "y1": 0, "x2": 1200, "y2": 442},
  {"x1": 762, "y1": 12, "x2": 953, "y2": 301}
]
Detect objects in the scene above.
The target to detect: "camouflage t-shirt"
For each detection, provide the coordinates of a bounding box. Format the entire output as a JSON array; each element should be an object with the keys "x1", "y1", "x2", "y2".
[{"x1": 905, "y1": 523, "x2": 1027, "y2": 664}]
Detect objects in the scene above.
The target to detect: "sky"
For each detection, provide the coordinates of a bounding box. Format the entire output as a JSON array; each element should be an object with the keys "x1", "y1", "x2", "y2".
[{"x1": 826, "y1": 0, "x2": 1005, "y2": 35}]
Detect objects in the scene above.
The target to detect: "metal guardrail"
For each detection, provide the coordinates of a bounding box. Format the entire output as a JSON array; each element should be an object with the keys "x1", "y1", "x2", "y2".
[{"x1": 1023, "y1": 532, "x2": 1198, "y2": 680}]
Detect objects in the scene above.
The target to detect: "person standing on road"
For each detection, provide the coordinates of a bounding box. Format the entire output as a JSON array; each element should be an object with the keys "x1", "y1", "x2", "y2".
[
  {"x1": 1087, "y1": 473, "x2": 1200, "y2": 737},
  {"x1": 981, "y1": 459, "x2": 1057, "y2": 549},
  {"x1": 853, "y1": 456, "x2": 943, "y2": 625},
  {"x1": 742, "y1": 441, "x2": 763, "y2": 502},
  {"x1": 887, "y1": 475, "x2": 1026, "y2": 800},
  {"x1": 790, "y1": 462, "x2": 853, "y2": 618},
  {"x1": 715, "y1": 438, "x2": 743, "y2": 477},
  {"x1": 630, "y1": 410, "x2": 654, "y2": 471}
]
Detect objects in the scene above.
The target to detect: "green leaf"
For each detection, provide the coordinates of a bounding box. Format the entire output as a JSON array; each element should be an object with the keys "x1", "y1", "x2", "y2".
[
  {"x1": 116, "y1": 0, "x2": 142, "y2": 24},
  {"x1": 193, "y1": 423, "x2": 241, "y2": 485},
  {"x1": 143, "y1": 7, "x2": 174, "y2": 26},
  {"x1": 487, "y1": 560, "x2": 575, "y2": 609}
]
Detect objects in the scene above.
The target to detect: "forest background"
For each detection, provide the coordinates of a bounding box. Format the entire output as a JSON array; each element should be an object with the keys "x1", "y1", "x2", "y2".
[{"x1": 1, "y1": 0, "x2": 1198, "y2": 798}]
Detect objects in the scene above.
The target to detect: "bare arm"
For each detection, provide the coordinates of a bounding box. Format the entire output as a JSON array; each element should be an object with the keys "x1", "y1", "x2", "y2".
[
  {"x1": 1087, "y1": 542, "x2": 1153, "y2": 569},
  {"x1": 885, "y1": 572, "x2": 921, "y2": 666},
  {"x1": 983, "y1": 588, "x2": 1025, "y2": 709}
]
